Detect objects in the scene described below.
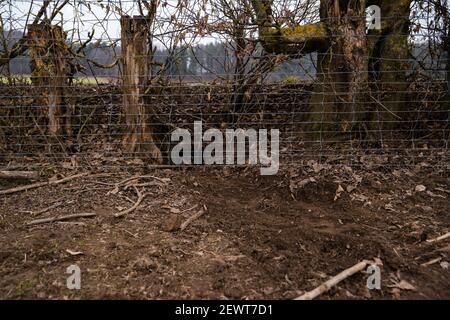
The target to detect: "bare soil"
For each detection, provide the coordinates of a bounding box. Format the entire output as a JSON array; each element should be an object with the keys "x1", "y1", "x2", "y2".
[{"x1": 0, "y1": 160, "x2": 449, "y2": 300}]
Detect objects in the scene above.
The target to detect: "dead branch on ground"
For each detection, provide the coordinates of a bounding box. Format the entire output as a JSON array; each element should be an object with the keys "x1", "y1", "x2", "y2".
[
  {"x1": 26, "y1": 213, "x2": 96, "y2": 226},
  {"x1": 427, "y1": 232, "x2": 450, "y2": 243},
  {"x1": 0, "y1": 173, "x2": 90, "y2": 196},
  {"x1": 107, "y1": 175, "x2": 170, "y2": 195},
  {"x1": 0, "y1": 171, "x2": 39, "y2": 180},
  {"x1": 295, "y1": 260, "x2": 379, "y2": 300},
  {"x1": 180, "y1": 206, "x2": 207, "y2": 231},
  {"x1": 115, "y1": 187, "x2": 150, "y2": 218}
]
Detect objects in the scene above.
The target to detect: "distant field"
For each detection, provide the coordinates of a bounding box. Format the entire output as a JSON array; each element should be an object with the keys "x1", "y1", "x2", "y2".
[{"x1": 0, "y1": 75, "x2": 113, "y2": 85}]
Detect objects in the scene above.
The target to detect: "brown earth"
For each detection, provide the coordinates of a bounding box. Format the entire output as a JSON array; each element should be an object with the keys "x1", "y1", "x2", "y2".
[{"x1": 0, "y1": 161, "x2": 449, "y2": 300}]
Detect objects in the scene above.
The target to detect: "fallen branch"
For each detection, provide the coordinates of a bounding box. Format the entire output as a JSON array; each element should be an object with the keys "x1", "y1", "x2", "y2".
[
  {"x1": 180, "y1": 207, "x2": 206, "y2": 231},
  {"x1": 115, "y1": 187, "x2": 149, "y2": 218},
  {"x1": 0, "y1": 173, "x2": 89, "y2": 196},
  {"x1": 421, "y1": 257, "x2": 442, "y2": 267},
  {"x1": 108, "y1": 175, "x2": 170, "y2": 195},
  {"x1": 0, "y1": 171, "x2": 38, "y2": 180},
  {"x1": 427, "y1": 232, "x2": 450, "y2": 243},
  {"x1": 295, "y1": 260, "x2": 374, "y2": 300},
  {"x1": 26, "y1": 213, "x2": 96, "y2": 226},
  {"x1": 23, "y1": 201, "x2": 63, "y2": 216}
]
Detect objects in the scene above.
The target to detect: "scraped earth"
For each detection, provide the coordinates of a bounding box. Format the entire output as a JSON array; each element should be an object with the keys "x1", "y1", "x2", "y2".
[{"x1": 0, "y1": 162, "x2": 449, "y2": 300}]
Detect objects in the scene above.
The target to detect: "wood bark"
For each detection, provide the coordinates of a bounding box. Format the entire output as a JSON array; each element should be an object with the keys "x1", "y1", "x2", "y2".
[
  {"x1": 0, "y1": 171, "x2": 38, "y2": 180},
  {"x1": 366, "y1": 0, "x2": 412, "y2": 133},
  {"x1": 121, "y1": 16, "x2": 162, "y2": 164},
  {"x1": 308, "y1": 0, "x2": 369, "y2": 139},
  {"x1": 27, "y1": 23, "x2": 70, "y2": 136},
  {"x1": 251, "y1": 0, "x2": 413, "y2": 140}
]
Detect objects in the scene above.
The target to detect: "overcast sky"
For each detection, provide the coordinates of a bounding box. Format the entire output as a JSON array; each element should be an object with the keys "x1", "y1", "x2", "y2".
[
  {"x1": 1, "y1": 0, "x2": 440, "y2": 45},
  {"x1": 2, "y1": 0, "x2": 142, "y2": 41}
]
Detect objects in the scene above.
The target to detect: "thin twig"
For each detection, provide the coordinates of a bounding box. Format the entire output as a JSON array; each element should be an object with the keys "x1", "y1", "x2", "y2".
[
  {"x1": 108, "y1": 175, "x2": 169, "y2": 195},
  {"x1": 180, "y1": 207, "x2": 206, "y2": 231},
  {"x1": 115, "y1": 187, "x2": 149, "y2": 218},
  {"x1": 421, "y1": 257, "x2": 442, "y2": 267},
  {"x1": 0, "y1": 173, "x2": 90, "y2": 196},
  {"x1": 427, "y1": 232, "x2": 450, "y2": 243},
  {"x1": 29, "y1": 202, "x2": 63, "y2": 216},
  {"x1": 26, "y1": 213, "x2": 96, "y2": 226}
]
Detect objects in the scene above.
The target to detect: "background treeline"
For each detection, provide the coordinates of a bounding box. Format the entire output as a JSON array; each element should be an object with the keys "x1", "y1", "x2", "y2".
[{"x1": 1, "y1": 30, "x2": 448, "y2": 82}]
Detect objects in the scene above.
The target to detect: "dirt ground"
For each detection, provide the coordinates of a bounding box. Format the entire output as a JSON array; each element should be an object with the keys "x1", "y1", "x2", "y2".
[{"x1": 0, "y1": 158, "x2": 449, "y2": 300}]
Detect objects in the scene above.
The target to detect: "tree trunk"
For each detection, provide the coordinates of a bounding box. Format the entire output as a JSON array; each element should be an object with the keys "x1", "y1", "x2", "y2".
[
  {"x1": 366, "y1": 0, "x2": 412, "y2": 134},
  {"x1": 251, "y1": 0, "x2": 413, "y2": 141},
  {"x1": 445, "y1": 22, "x2": 450, "y2": 92},
  {"x1": 232, "y1": 19, "x2": 248, "y2": 115},
  {"x1": 28, "y1": 23, "x2": 70, "y2": 136},
  {"x1": 308, "y1": 0, "x2": 368, "y2": 140},
  {"x1": 121, "y1": 16, "x2": 162, "y2": 163}
]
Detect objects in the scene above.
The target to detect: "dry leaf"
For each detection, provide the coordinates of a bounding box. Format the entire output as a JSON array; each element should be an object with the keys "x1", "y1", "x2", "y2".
[
  {"x1": 415, "y1": 185, "x2": 427, "y2": 193},
  {"x1": 388, "y1": 280, "x2": 416, "y2": 291},
  {"x1": 373, "y1": 257, "x2": 383, "y2": 266}
]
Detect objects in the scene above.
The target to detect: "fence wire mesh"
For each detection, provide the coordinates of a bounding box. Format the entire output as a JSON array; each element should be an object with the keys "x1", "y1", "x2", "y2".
[{"x1": 0, "y1": 0, "x2": 449, "y2": 173}]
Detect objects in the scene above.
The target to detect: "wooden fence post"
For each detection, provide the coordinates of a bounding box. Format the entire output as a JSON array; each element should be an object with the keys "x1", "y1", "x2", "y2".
[
  {"x1": 28, "y1": 23, "x2": 69, "y2": 136},
  {"x1": 120, "y1": 15, "x2": 162, "y2": 163}
]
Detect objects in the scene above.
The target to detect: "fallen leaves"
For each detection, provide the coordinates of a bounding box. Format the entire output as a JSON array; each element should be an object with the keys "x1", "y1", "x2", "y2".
[
  {"x1": 388, "y1": 272, "x2": 417, "y2": 298},
  {"x1": 289, "y1": 177, "x2": 317, "y2": 194},
  {"x1": 388, "y1": 279, "x2": 416, "y2": 291}
]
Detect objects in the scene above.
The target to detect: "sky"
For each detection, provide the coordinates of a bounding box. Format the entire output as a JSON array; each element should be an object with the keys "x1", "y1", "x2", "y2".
[
  {"x1": 1, "y1": 0, "x2": 231, "y2": 49},
  {"x1": 1, "y1": 0, "x2": 443, "y2": 45},
  {"x1": 2, "y1": 0, "x2": 143, "y2": 41}
]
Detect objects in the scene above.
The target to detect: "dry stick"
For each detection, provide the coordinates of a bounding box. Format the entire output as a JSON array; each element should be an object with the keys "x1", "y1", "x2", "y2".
[
  {"x1": 0, "y1": 171, "x2": 38, "y2": 180},
  {"x1": 180, "y1": 204, "x2": 199, "y2": 214},
  {"x1": 116, "y1": 175, "x2": 169, "y2": 186},
  {"x1": 26, "y1": 213, "x2": 97, "y2": 226},
  {"x1": 421, "y1": 257, "x2": 442, "y2": 267},
  {"x1": 108, "y1": 175, "x2": 169, "y2": 194},
  {"x1": 115, "y1": 187, "x2": 149, "y2": 218},
  {"x1": 295, "y1": 260, "x2": 373, "y2": 300},
  {"x1": 180, "y1": 208, "x2": 206, "y2": 231},
  {"x1": 31, "y1": 202, "x2": 63, "y2": 216},
  {"x1": 427, "y1": 232, "x2": 450, "y2": 243},
  {"x1": 0, "y1": 173, "x2": 89, "y2": 196}
]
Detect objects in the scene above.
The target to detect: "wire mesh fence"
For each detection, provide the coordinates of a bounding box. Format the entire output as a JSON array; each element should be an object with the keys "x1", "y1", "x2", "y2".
[{"x1": 0, "y1": 0, "x2": 449, "y2": 173}]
